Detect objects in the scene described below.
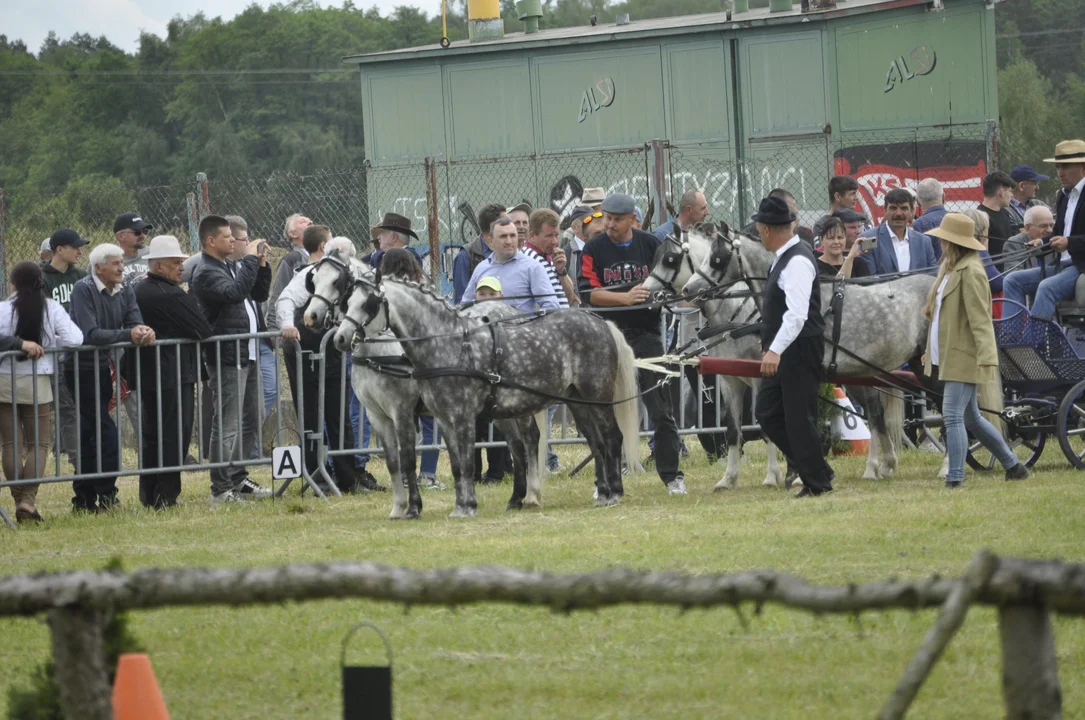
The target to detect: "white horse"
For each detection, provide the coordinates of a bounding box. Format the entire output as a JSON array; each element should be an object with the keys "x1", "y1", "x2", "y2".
[{"x1": 644, "y1": 226, "x2": 931, "y2": 487}]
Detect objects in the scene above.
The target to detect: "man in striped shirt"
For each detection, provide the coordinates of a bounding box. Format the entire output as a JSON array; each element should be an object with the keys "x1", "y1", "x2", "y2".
[{"x1": 524, "y1": 209, "x2": 578, "y2": 308}]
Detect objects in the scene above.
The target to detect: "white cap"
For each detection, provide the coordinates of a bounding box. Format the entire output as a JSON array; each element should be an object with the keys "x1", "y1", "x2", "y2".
[
  {"x1": 40, "y1": 238, "x2": 53, "y2": 254},
  {"x1": 143, "y1": 234, "x2": 189, "y2": 260}
]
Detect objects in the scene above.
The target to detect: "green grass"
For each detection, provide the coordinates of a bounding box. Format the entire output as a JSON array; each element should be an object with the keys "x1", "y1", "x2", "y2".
[{"x1": 1, "y1": 440, "x2": 1084, "y2": 719}]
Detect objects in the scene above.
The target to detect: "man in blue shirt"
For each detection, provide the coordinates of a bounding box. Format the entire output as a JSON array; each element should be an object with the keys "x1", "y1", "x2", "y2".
[
  {"x1": 653, "y1": 190, "x2": 707, "y2": 242},
  {"x1": 462, "y1": 218, "x2": 561, "y2": 313},
  {"x1": 452, "y1": 204, "x2": 507, "y2": 304}
]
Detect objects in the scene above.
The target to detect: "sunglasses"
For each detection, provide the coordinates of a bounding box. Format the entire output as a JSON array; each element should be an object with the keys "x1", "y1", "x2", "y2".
[
  {"x1": 124, "y1": 229, "x2": 147, "y2": 236},
  {"x1": 580, "y1": 212, "x2": 603, "y2": 225}
]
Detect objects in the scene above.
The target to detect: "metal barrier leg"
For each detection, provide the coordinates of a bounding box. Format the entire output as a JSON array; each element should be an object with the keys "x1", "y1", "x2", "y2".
[{"x1": 0, "y1": 505, "x2": 14, "y2": 529}]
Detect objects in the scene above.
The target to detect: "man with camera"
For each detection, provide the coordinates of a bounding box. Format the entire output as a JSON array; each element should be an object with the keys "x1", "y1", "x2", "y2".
[{"x1": 856, "y1": 188, "x2": 938, "y2": 275}]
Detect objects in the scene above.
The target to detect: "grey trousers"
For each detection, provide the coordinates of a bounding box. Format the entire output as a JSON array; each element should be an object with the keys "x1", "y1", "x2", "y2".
[
  {"x1": 53, "y1": 358, "x2": 79, "y2": 459},
  {"x1": 207, "y1": 360, "x2": 258, "y2": 495}
]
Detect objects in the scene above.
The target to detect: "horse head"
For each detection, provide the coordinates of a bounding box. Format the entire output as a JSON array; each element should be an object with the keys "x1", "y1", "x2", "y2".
[
  {"x1": 333, "y1": 271, "x2": 386, "y2": 353},
  {"x1": 642, "y1": 225, "x2": 714, "y2": 300},
  {"x1": 683, "y1": 223, "x2": 745, "y2": 299},
  {"x1": 303, "y1": 250, "x2": 354, "y2": 330}
]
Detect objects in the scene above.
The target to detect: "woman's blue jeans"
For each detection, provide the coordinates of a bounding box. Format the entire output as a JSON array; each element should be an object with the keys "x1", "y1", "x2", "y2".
[{"x1": 943, "y1": 380, "x2": 1018, "y2": 483}]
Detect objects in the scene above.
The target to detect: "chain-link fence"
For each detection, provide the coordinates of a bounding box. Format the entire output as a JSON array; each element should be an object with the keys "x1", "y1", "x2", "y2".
[{"x1": 0, "y1": 119, "x2": 1068, "y2": 298}]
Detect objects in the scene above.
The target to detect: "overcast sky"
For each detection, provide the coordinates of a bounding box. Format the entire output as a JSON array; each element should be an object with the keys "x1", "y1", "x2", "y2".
[{"x1": 4, "y1": 0, "x2": 446, "y2": 54}]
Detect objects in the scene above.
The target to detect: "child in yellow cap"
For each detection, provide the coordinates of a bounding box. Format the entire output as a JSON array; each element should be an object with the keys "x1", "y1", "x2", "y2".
[{"x1": 475, "y1": 275, "x2": 503, "y2": 300}]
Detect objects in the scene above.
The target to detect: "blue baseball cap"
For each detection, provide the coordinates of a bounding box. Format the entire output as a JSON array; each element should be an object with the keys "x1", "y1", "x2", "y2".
[{"x1": 1009, "y1": 165, "x2": 1050, "y2": 183}]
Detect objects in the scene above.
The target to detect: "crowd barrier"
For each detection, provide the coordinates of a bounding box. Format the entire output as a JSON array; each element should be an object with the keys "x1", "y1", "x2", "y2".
[{"x1": 0, "y1": 310, "x2": 945, "y2": 526}]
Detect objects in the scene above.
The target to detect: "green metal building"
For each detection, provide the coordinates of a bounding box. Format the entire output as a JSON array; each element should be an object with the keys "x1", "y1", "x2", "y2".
[{"x1": 344, "y1": 0, "x2": 997, "y2": 248}]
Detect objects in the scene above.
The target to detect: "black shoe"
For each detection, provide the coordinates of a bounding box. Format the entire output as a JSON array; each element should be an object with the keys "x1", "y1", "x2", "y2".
[
  {"x1": 358, "y1": 469, "x2": 387, "y2": 492},
  {"x1": 944, "y1": 480, "x2": 963, "y2": 489},
  {"x1": 238, "y1": 479, "x2": 272, "y2": 499},
  {"x1": 98, "y1": 493, "x2": 121, "y2": 511},
  {"x1": 794, "y1": 487, "x2": 831, "y2": 498},
  {"x1": 1005, "y1": 463, "x2": 1030, "y2": 481}
]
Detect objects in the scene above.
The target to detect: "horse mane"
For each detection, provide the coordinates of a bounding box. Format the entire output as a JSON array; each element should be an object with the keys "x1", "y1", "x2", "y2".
[{"x1": 383, "y1": 275, "x2": 454, "y2": 309}]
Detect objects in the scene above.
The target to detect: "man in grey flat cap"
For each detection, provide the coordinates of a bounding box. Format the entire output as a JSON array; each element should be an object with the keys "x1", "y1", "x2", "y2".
[{"x1": 578, "y1": 192, "x2": 686, "y2": 496}]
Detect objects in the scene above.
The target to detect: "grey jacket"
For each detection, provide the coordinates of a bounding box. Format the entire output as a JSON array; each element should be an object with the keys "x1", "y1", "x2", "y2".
[
  {"x1": 69, "y1": 275, "x2": 144, "y2": 367},
  {"x1": 559, "y1": 232, "x2": 584, "y2": 302}
]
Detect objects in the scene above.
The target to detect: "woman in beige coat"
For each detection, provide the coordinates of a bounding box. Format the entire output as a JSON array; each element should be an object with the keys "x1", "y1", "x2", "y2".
[{"x1": 923, "y1": 213, "x2": 1029, "y2": 488}]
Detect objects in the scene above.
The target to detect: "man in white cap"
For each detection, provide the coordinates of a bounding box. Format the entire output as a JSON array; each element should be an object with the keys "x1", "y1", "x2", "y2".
[
  {"x1": 39, "y1": 238, "x2": 53, "y2": 264},
  {"x1": 133, "y1": 235, "x2": 213, "y2": 508}
]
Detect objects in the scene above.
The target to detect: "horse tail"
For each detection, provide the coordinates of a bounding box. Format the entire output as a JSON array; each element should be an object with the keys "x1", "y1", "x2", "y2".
[
  {"x1": 607, "y1": 321, "x2": 644, "y2": 474},
  {"x1": 534, "y1": 408, "x2": 549, "y2": 479}
]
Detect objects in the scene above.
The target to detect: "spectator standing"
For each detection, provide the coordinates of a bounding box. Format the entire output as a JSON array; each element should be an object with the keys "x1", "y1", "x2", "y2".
[
  {"x1": 1008, "y1": 165, "x2": 1050, "y2": 226},
  {"x1": 508, "y1": 203, "x2": 531, "y2": 248},
  {"x1": 912, "y1": 178, "x2": 948, "y2": 256},
  {"x1": 225, "y1": 215, "x2": 277, "y2": 420},
  {"x1": 750, "y1": 196, "x2": 834, "y2": 498},
  {"x1": 654, "y1": 190, "x2": 708, "y2": 242},
  {"x1": 829, "y1": 176, "x2": 861, "y2": 216},
  {"x1": 266, "y1": 214, "x2": 313, "y2": 339},
  {"x1": 816, "y1": 218, "x2": 868, "y2": 279},
  {"x1": 0, "y1": 262, "x2": 83, "y2": 522},
  {"x1": 452, "y1": 204, "x2": 507, "y2": 304},
  {"x1": 857, "y1": 188, "x2": 937, "y2": 275},
  {"x1": 364, "y1": 212, "x2": 421, "y2": 268},
  {"x1": 68, "y1": 244, "x2": 155, "y2": 512},
  {"x1": 191, "y1": 214, "x2": 273, "y2": 503},
  {"x1": 462, "y1": 219, "x2": 560, "y2": 312},
  {"x1": 278, "y1": 231, "x2": 383, "y2": 494},
  {"x1": 39, "y1": 239, "x2": 52, "y2": 264},
  {"x1": 113, "y1": 212, "x2": 153, "y2": 287},
  {"x1": 523, "y1": 209, "x2": 574, "y2": 307},
  {"x1": 133, "y1": 236, "x2": 212, "y2": 508},
  {"x1": 580, "y1": 192, "x2": 685, "y2": 495},
  {"x1": 580, "y1": 187, "x2": 605, "y2": 211},
  {"x1": 922, "y1": 213, "x2": 1029, "y2": 487},
  {"x1": 41, "y1": 229, "x2": 88, "y2": 466},
  {"x1": 1002, "y1": 140, "x2": 1085, "y2": 319},
  {"x1": 976, "y1": 171, "x2": 1020, "y2": 265},
  {"x1": 559, "y1": 206, "x2": 599, "y2": 302},
  {"x1": 753, "y1": 189, "x2": 814, "y2": 245},
  {"x1": 1003, "y1": 205, "x2": 1056, "y2": 271}
]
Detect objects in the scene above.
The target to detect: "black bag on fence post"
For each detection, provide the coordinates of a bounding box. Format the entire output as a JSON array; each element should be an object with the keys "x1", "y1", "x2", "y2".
[{"x1": 341, "y1": 622, "x2": 393, "y2": 720}]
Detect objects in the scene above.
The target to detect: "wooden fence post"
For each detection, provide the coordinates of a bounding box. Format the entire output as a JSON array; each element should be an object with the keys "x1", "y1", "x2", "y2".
[
  {"x1": 1000, "y1": 604, "x2": 1062, "y2": 719},
  {"x1": 48, "y1": 606, "x2": 113, "y2": 720}
]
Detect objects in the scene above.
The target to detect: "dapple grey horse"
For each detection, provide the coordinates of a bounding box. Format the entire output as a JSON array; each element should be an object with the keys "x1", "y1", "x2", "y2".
[
  {"x1": 303, "y1": 250, "x2": 546, "y2": 519},
  {"x1": 333, "y1": 277, "x2": 642, "y2": 516},
  {"x1": 645, "y1": 226, "x2": 935, "y2": 486}
]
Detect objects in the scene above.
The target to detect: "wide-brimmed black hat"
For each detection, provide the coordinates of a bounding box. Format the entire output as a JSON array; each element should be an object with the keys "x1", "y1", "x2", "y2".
[
  {"x1": 370, "y1": 212, "x2": 419, "y2": 242},
  {"x1": 750, "y1": 196, "x2": 796, "y2": 226}
]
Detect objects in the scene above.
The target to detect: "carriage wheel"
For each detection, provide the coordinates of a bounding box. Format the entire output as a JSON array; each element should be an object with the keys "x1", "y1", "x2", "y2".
[
  {"x1": 966, "y1": 426, "x2": 1045, "y2": 471},
  {"x1": 1057, "y1": 379, "x2": 1085, "y2": 469}
]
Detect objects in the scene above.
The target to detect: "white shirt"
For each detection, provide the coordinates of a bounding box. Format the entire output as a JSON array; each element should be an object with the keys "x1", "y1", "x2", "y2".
[
  {"x1": 229, "y1": 262, "x2": 259, "y2": 362},
  {"x1": 768, "y1": 236, "x2": 817, "y2": 355},
  {"x1": 277, "y1": 264, "x2": 316, "y2": 331},
  {"x1": 929, "y1": 276, "x2": 950, "y2": 367},
  {"x1": 0, "y1": 299, "x2": 84, "y2": 376},
  {"x1": 1060, "y1": 177, "x2": 1085, "y2": 262},
  {"x1": 91, "y1": 273, "x2": 123, "y2": 297},
  {"x1": 892, "y1": 229, "x2": 911, "y2": 272}
]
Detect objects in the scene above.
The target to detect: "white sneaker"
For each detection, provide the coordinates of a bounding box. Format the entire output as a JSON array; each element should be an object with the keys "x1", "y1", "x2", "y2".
[
  {"x1": 937, "y1": 454, "x2": 950, "y2": 480},
  {"x1": 666, "y1": 475, "x2": 688, "y2": 495},
  {"x1": 210, "y1": 490, "x2": 250, "y2": 504}
]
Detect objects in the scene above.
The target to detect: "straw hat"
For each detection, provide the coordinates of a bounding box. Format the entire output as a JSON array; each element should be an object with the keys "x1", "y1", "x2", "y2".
[
  {"x1": 1044, "y1": 139, "x2": 1085, "y2": 164},
  {"x1": 926, "y1": 213, "x2": 985, "y2": 251}
]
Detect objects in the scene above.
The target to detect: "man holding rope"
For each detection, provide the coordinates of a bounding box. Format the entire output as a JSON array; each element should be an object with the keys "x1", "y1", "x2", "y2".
[
  {"x1": 752, "y1": 196, "x2": 835, "y2": 498},
  {"x1": 579, "y1": 192, "x2": 685, "y2": 495}
]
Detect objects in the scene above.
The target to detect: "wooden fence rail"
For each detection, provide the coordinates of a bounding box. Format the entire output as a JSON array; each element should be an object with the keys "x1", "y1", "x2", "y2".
[{"x1": 1, "y1": 550, "x2": 1078, "y2": 720}]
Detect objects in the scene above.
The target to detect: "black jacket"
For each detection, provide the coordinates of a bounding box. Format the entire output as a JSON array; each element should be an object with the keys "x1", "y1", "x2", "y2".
[
  {"x1": 1056, "y1": 185, "x2": 1085, "y2": 273},
  {"x1": 191, "y1": 253, "x2": 271, "y2": 365},
  {"x1": 133, "y1": 273, "x2": 213, "y2": 388}
]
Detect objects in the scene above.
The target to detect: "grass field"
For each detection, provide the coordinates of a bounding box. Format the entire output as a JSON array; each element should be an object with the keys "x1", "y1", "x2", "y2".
[{"x1": 1, "y1": 439, "x2": 1083, "y2": 719}]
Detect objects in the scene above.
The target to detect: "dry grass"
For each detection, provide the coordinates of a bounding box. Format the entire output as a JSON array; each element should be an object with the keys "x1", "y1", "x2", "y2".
[{"x1": 0, "y1": 439, "x2": 1083, "y2": 719}]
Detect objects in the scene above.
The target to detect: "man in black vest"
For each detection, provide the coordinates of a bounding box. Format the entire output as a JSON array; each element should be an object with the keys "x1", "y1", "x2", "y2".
[{"x1": 752, "y1": 196, "x2": 834, "y2": 497}]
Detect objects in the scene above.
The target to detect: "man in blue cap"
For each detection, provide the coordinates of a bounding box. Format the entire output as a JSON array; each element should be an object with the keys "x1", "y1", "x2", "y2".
[
  {"x1": 1008, "y1": 165, "x2": 1050, "y2": 226},
  {"x1": 752, "y1": 195, "x2": 834, "y2": 498}
]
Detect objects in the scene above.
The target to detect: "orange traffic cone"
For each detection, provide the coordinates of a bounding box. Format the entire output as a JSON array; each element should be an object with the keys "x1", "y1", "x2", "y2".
[
  {"x1": 831, "y1": 387, "x2": 871, "y2": 456},
  {"x1": 113, "y1": 653, "x2": 170, "y2": 720}
]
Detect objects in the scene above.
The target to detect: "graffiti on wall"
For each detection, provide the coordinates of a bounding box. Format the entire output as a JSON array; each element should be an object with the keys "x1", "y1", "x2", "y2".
[
  {"x1": 577, "y1": 77, "x2": 616, "y2": 123},
  {"x1": 834, "y1": 140, "x2": 986, "y2": 224},
  {"x1": 884, "y1": 45, "x2": 937, "y2": 93}
]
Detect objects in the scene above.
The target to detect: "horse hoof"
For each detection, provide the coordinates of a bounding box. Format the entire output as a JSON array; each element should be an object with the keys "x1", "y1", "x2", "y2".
[
  {"x1": 862, "y1": 468, "x2": 878, "y2": 480},
  {"x1": 594, "y1": 496, "x2": 620, "y2": 507},
  {"x1": 389, "y1": 504, "x2": 408, "y2": 520},
  {"x1": 523, "y1": 498, "x2": 542, "y2": 509},
  {"x1": 449, "y1": 506, "x2": 477, "y2": 518},
  {"x1": 713, "y1": 479, "x2": 733, "y2": 491},
  {"x1": 405, "y1": 508, "x2": 420, "y2": 520},
  {"x1": 761, "y1": 477, "x2": 778, "y2": 488},
  {"x1": 506, "y1": 500, "x2": 523, "y2": 511}
]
